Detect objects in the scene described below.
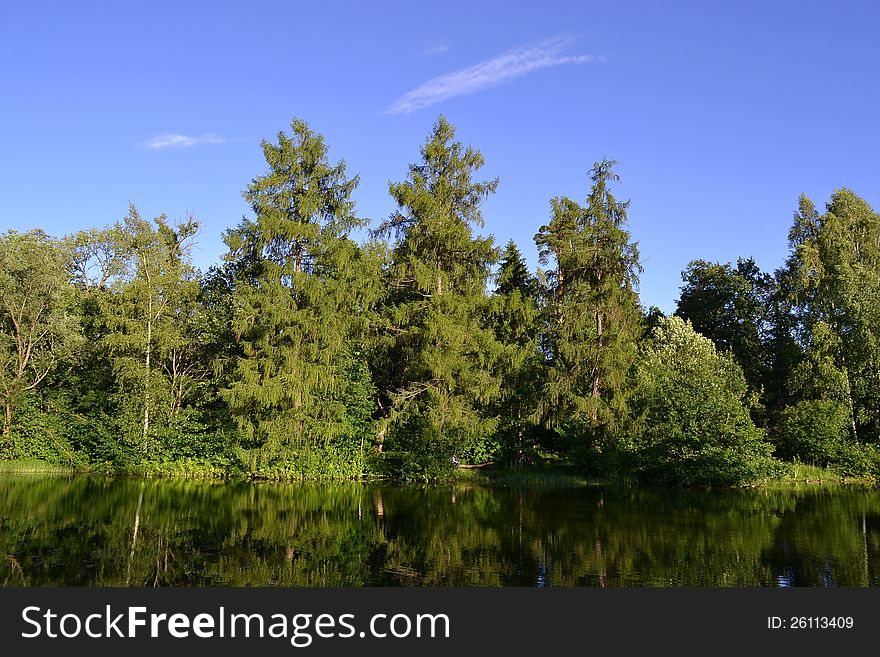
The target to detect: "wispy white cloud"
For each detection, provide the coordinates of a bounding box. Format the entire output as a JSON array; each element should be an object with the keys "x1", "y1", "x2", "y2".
[
  {"x1": 142, "y1": 133, "x2": 227, "y2": 150},
  {"x1": 385, "y1": 36, "x2": 600, "y2": 115},
  {"x1": 424, "y1": 43, "x2": 451, "y2": 56}
]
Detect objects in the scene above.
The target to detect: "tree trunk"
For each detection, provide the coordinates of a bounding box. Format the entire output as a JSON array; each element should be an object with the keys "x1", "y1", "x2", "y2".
[
  {"x1": 844, "y1": 367, "x2": 859, "y2": 442},
  {"x1": 142, "y1": 298, "x2": 152, "y2": 455},
  {"x1": 554, "y1": 266, "x2": 565, "y2": 360},
  {"x1": 591, "y1": 304, "x2": 603, "y2": 427},
  {"x1": 436, "y1": 253, "x2": 444, "y2": 296}
]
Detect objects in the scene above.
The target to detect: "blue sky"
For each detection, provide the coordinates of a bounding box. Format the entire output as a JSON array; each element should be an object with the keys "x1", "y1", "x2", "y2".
[{"x1": 1, "y1": 0, "x2": 877, "y2": 313}]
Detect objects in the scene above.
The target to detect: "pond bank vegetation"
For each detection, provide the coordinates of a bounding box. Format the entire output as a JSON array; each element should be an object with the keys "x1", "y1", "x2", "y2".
[{"x1": 2, "y1": 117, "x2": 879, "y2": 487}]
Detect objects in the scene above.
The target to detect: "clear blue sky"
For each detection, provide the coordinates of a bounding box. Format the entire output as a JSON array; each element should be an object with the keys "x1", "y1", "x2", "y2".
[{"x1": 1, "y1": 0, "x2": 877, "y2": 313}]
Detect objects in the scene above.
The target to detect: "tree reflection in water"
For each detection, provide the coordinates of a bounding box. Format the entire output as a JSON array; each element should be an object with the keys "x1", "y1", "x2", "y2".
[{"x1": 1, "y1": 476, "x2": 878, "y2": 587}]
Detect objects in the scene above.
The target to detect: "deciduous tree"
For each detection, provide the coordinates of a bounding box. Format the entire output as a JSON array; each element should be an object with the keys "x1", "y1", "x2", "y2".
[
  {"x1": 675, "y1": 257, "x2": 771, "y2": 412},
  {"x1": 0, "y1": 230, "x2": 79, "y2": 445},
  {"x1": 628, "y1": 316, "x2": 775, "y2": 485},
  {"x1": 102, "y1": 206, "x2": 200, "y2": 457}
]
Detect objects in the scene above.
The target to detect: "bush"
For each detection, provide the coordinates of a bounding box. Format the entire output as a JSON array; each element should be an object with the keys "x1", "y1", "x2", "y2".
[
  {"x1": 628, "y1": 317, "x2": 776, "y2": 486},
  {"x1": 775, "y1": 399, "x2": 880, "y2": 477},
  {"x1": 775, "y1": 399, "x2": 850, "y2": 466},
  {"x1": 833, "y1": 441, "x2": 880, "y2": 477},
  {"x1": 1, "y1": 396, "x2": 88, "y2": 467}
]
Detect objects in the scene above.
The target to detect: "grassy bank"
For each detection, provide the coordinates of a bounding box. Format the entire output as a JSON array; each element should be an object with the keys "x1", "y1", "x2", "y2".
[
  {"x1": 0, "y1": 460, "x2": 76, "y2": 475},
  {"x1": 1, "y1": 457, "x2": 876, "y2": 489},
  {"x1": 452, "y1": 460, "x2": 878, "y2": 490},
  {"x1": 770, "y1": 461, "x2": 876, "y2": 487}
]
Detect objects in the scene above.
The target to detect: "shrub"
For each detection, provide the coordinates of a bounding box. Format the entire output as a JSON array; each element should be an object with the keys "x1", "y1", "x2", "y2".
[
  {"x1": 628, "y1": 317, "x2": 776, "y2": 485},
  {"x1": 775, "y1": 399, "x2": 850, "y2": 466}
]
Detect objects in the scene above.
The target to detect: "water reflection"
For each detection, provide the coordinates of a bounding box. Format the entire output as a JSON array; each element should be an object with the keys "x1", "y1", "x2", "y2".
[{"x1": 0, "y1": 476, "x2": 878, "y2": 587}]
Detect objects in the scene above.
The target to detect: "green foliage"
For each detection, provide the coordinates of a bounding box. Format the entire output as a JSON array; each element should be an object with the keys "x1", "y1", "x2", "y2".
[
  {"x1": 642, "y1": 305, "x2": 665, "y2": 334},
  {"x1": 831, "y1": 442, "x2": 880, "y2": 478},
  {"x1": 373, "y1": 116, "x2": 504, "y2": 475},
  {"x1": 629, "y1": 316, "x2": 776, "y2": 485},
  {"x1": 535, "y1": 160, "x2": 642, "y2": 441},
  {"x1": 675, "y1": 257, "x2": 771, "y2": 406},
  {"x1": 1, "y1": 394, "x2": 87, "y2": 466},
  {"x1": 775, "y1": 399, "x2": 850, "y2": 465},
  {"x1": 0, "y1": 230, "x2": 80, "y2": 438},
  {"x1": 776, "y1": 400, "x2": 880, "y2": 477},
  {"x1": 54, "y1": 227, "x2": 126, "y2": 461},
  {"x1": 221, "y1": 118, "x2": 374, "y2": 474},
  {"x1": 761, "y1": 268, "x2": 804, "y2": 417},
  {"x1": 783, "y1": 189, "x2": 880, "y2": 442},
  {"x1": 98, "y1": 207, "x2": 202, "y2": 459},
  {"x1": 4, "y1": 117, "x2": 878, "y2": 488},
  {"x1": 54, "y1": 404, "x2": 122, "y2": 465},
  {"x1": 489, "y1": 240, "x2": 543, "y2": 462}
]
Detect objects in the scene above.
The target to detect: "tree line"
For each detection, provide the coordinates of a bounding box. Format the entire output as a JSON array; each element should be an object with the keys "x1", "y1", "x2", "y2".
[{"x1": 1, "y1": 116, "x2": 878, "y2": 484}]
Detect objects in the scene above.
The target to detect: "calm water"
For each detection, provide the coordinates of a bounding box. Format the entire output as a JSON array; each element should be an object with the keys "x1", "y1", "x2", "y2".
[{"x1": 0, "y1": 475, "x2": 878, "y2": 586}]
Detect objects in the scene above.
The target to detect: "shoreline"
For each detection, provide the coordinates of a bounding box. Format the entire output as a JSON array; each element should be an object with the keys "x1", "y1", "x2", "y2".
[{"x1": 0, "y1": 459, "x2": 874, "y2": 489}]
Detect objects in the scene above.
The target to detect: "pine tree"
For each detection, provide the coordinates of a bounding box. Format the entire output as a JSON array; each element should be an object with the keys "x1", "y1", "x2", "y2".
[
  {"x1": 490, "y1": 240, "x2": 542, "y2": 461},
  {"x1": 373, "y1": 116, "x2": 503, "y2": 473},
  {"x1": 221, "y1": 118, "x2": 374, "y2": 473},
  {"x1": 535, "y1": 159, "x2": 642, "y2": 442}
]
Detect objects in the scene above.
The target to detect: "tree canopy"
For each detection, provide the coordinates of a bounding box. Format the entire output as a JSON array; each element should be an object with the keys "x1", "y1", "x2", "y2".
[{"x1": 2, "y1": 117, "x2": 878, "y2": 485}]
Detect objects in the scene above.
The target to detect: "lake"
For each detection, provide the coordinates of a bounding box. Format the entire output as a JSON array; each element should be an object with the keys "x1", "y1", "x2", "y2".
[{"x1": 0, "y1": 475, "x2": 877, "y2": 586}]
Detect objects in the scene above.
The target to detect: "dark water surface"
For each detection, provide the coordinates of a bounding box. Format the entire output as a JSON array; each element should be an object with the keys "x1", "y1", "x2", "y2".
[{"x1": 1, "y1": 475, "x2": 878, "y2": 586}]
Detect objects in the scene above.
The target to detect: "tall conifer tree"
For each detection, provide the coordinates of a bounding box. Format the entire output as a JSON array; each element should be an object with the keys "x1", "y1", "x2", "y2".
[
  {"x1": 221, "y1": 119, "x2": 373, "y2": 471},
  {"x1": 535, "y1": 160, "x2": 642, "y2": 441},
  {"x1": 490, "y1": 240, "x2": 542, "y2": 461},
  {"x1": 373, "y1": 116, "x2": 503, "y2": 472}
]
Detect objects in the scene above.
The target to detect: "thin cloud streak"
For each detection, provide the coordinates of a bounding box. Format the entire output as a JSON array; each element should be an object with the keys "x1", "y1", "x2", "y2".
[
  {"x1": 385, "y1": 37, "x2": 600, "y2": 115},
  {"x1": 142, "y1": 133, "x2": 227, "y2": 150},
  {"x1": 424, "y1": 43, "x2": 451, "y2": 56}
]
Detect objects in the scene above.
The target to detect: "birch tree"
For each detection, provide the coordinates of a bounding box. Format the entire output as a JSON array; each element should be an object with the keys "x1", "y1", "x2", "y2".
[{"x1": 102, "y1": 206, "x2": 199, "y2": 457}]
